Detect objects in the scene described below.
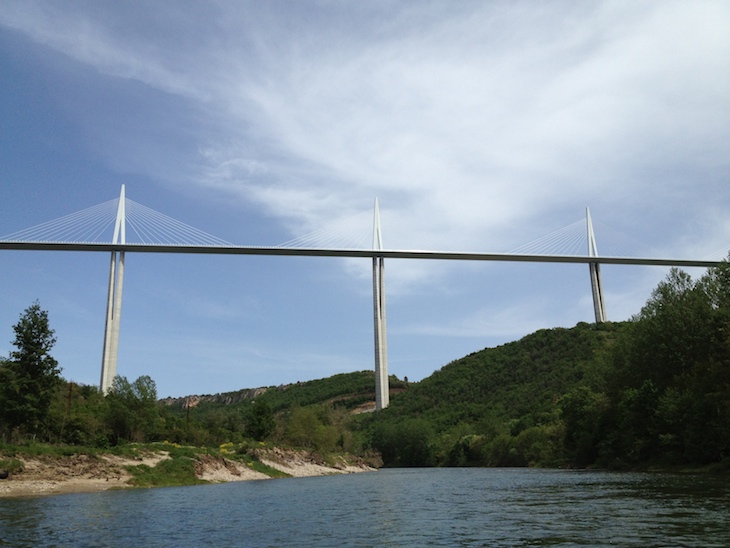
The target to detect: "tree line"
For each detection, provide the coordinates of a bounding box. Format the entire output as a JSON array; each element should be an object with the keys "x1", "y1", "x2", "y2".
[
  {"x1": 363, "y1": 255, "x2": 730, "y2": 470},
  {"x1": 0, "y1": 303, "x2": 163, "y2": 446},
  {"x1": 2, "y1": 253, "x2": 729, "y2": 470},
  {"x1": 0, "y1": 303, "x2": 369, "y2": 454}
]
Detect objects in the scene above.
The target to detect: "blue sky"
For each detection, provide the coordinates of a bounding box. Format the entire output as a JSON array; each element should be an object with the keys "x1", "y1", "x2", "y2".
[{"x1": 1, "y1": 1, "x2": 729, "y2": 398}]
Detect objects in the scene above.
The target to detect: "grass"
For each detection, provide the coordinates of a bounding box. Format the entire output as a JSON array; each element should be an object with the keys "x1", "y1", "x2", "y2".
[
  {"x1": 120, "y1": 442, "x2": 293, "y2": 485},
  {"x1": 126, "y1": 458, "x2": 204, "y2": 488},
  {"x1": 0, "y1": 440, "x2": 348, "y2": 488},
  {"x1": 0, "y1": 457, "x2": 24, "y2": 474},
  {"x1": 234, "y1": 454, "x2": 290, "y2": 478}
]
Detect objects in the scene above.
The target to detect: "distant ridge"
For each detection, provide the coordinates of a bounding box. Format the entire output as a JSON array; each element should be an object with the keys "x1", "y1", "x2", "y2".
[
  {"x1": 160, "y1": 386, "x2": 270, "y2": 409},
  {"x1": 159, "y1": 371, "x2": 406, "y2": 412}
]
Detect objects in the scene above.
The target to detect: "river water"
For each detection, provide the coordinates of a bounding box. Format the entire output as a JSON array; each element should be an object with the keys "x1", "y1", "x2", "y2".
[{"x1": 1, "y1": 468, "x2": 729, "y2": 547}]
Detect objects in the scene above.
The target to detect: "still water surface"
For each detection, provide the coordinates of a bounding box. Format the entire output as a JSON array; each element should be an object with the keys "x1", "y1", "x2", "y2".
[{"x1": 1, "y1": 468, "x2": 729, "y2": 547}]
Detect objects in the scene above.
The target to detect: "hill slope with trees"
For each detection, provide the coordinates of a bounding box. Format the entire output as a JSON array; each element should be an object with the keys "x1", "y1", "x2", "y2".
[
  {"x1": 362, "y1": 322, "x2": 622, "y2": 467},
  {"x1": 2, "y1": 255, "x2": 729, "y2": 475},
  {"x1": 362, "y1": 258, "x2": 730, "y2": 470}
]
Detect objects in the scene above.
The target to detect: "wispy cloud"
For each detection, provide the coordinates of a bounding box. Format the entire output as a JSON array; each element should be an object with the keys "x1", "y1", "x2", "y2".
[
  {"x1": 1, "y1": 1, "x2": 728, "y2": 394},
  {"x1": 3, "y1": 1, "x2": 728, "y2": 255}
]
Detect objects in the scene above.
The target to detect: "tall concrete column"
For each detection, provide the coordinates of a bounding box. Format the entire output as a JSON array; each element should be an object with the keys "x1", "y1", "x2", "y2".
[
  {"x1": 586, "y1": 207, "x2": 606, "y2": 323},
  {"x1": 373, "y1": 255, "x2": 389, "y2": 410},
  {"x1": 372, "y1": 199, "x2": 389, "y2": 410},
  {"x1": 100, "y1": 251, "x2": 117, "y2": 392},
  {"x1": 100, "y1": 185, "x2": 126, "y2": 394}
]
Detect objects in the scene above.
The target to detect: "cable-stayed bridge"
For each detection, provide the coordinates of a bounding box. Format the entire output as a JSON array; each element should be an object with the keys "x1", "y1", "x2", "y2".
[
  {"x1": 1, "y1": 191, "x2": 719, "y2": 268},
  {"x1": 1, "y1": 186, "x2": 724, "y2": 409}
]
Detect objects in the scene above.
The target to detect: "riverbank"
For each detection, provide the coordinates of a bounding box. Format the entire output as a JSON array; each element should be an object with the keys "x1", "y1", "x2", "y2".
[{"x1": 0, "y1": 447, "x2": 377, "y2": 498}]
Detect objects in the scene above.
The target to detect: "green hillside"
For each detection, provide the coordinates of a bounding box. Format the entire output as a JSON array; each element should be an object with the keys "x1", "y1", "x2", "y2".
[
  {"x1": 361, "y1": 260, "x2": 730, "y2": 471},
  {"x1": 3, "y1": 256, "x2": 729, "y2": 473},
  {"x1": 382, "y1": 322, "x2": 619, "y2": 425},
  {"x1": 359, "y1": 322, "x2": 625, "y2": 467}
]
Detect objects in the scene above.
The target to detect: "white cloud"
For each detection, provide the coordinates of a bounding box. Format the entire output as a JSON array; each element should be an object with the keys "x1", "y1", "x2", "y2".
[
  {"x1": 1, "y1": 1, "x2": 729, "y2": 395},
  {"x1": 3, "y1": 2, "x2": 727, "y2": 254}
]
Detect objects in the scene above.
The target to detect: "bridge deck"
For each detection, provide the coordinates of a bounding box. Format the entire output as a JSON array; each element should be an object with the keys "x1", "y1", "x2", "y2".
[{"x1": 0, "y1": 241, "x2": 721, "y2": 268}]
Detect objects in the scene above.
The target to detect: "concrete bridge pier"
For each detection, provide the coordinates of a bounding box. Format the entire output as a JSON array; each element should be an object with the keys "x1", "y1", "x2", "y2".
[
  {"x1": 372, "y1": 199, "x2": 389, "y2": 410},
  {"x1": 586, "y1": 207, "x2": 606, "y2": 323},
  {"x1": 100, "y1": 185, "x2": 126, "y2": 394}
]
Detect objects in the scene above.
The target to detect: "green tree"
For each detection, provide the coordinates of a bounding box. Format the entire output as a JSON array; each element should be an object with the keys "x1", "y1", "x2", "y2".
[
  {"x1": 53, "y1": 383, "x2": 110, "y2": 446},
  {"x1": 106, "y1": 375, "x2": 160, "y2": 444},
  {"x1": 0, "y1": 301, "x2": 62, "y2": 440},
  {"x1": 277, "y1": 405, "x2": 341, "y2": 453},
  {"x1": 559, "y1": 386, "x2": 609, "y2": 466},
  {"x1": 602, "y1": 257, "x2": 730, "y2": 466},
  {"x1": 371, "y1": 418, "x2": 435, "y2": 466},
  {"x1": 247, "y1": 400, "x2": 275, "y2": 441},
  {"x1": 614, "y1": 268, "x2": 712, "y2": 392}
]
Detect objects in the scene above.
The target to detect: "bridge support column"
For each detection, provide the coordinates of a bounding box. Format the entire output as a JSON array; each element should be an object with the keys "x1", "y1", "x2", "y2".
[
  {"x1": 586, "y1": 207, "x2": 606, "y2": 323},
  {"x1": 101, "y1": 251, "x2": 124, "y2": 393},
  {"x1": 100, "y1": 185, "x2": 126, "y2": 394},
  {"x1": 372, "y1": 199, "x2": 389, "y2": 410}
]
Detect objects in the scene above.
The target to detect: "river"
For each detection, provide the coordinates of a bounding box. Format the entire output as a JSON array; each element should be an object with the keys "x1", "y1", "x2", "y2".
[{"x1": 1, "y1": 468, "x2": 729, "y2": 546}]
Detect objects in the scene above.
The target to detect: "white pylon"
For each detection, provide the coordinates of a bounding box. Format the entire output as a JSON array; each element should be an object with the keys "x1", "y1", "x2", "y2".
[
  {"x1": 586, "y1": 207, "x2": 606, "y2": 323},
  {"x1": 100, "y1": 185, "x2": 126, "y2": 394},
  {"x1": 372, "y1": 198, "x2": 389, "y2": 410}
]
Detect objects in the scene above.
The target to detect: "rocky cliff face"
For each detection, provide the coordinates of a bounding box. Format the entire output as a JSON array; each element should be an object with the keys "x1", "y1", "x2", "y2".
[{"x1": 159, "y1": 386, "x2": 270, "y2": 409}]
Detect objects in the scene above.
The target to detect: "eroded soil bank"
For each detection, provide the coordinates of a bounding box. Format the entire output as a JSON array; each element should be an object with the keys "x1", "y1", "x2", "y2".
[{"x1": 0, "y1": 448, "x2": 376, "y2": 497}]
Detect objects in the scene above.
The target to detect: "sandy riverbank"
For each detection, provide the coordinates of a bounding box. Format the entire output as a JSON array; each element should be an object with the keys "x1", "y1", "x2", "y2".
[{"x1": 0, "y1": 448, "x2": 376, "y2": 498}]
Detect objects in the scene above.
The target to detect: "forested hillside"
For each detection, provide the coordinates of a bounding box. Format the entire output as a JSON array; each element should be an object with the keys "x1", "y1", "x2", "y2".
[
  {"x1": 2, "y1": 256, "x2": 729, "y2": 473},
  {"x1": 364, "y1": 258, "x2": 730, "y2": 470},
  {"x1": 362, "y1": 322, "x2": 622, "y2": 467}
]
